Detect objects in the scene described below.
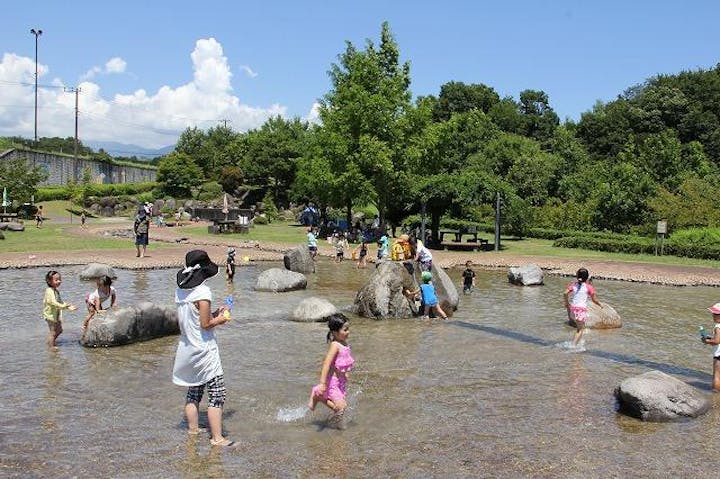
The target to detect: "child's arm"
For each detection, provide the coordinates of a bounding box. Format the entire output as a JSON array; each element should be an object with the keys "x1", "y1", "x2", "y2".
[
  {"x1": 315, "y1": 342, "x2": 340, "y2": 394},
  {"x1": 110, "y1": 290, "x2": 117, "y2": 308},
  {"x1": 590, "y1": 291, "x2": 603, "y2": 308},
  {"x1": 704, "y1": 326, "x2": 720, "y2": 345},
  {"x1": 45, "y1": 289, "x2": 76, "y2": 310},
  {"x1": 197, "y1": 299, "x2": 228, "y2": 329}
]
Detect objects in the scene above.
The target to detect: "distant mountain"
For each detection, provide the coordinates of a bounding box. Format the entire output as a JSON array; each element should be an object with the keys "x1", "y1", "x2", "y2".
[{"x1": 85, "y1": 141, "x2": 175, "y2": 159}]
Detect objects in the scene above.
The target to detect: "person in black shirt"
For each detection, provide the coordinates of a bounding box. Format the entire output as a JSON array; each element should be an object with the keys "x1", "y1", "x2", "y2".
[{"x1": 461, "y1": 260, "x2": 476, "y2": 294}]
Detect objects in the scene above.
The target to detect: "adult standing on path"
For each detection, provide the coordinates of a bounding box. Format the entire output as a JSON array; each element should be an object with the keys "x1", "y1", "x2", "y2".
[{"x1": 133, "y1": 209, "x2": 150, "y2": 258}]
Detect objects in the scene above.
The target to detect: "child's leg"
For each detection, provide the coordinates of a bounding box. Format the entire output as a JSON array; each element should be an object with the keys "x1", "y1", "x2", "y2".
[
  {"x1": 434, "y1": 304, "x2": 449, "y2": 320},
  {"x1": 184, "y1": 385, "x2": 204, "y2": 432},
  {"x1": 205, "y1": 376, "x2": 228, "y2": 443},
  {"x1": 46, "y1": 320, "x2": 60, "y2": 347},
  {"x1": 713, "y1": 358, "x2": 720, "y2": 391},
  {"x1": 571, "y1": 323, "x2": 585, "y2": 346},
  {"x1": 422, "y1": 305, "x2": 430, "y2": 319}
]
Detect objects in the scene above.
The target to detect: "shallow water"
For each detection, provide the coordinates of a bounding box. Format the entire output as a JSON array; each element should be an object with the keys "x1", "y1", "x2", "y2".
[{"x1": 0, "y1": 261, "x2": 718, "y2": 478}]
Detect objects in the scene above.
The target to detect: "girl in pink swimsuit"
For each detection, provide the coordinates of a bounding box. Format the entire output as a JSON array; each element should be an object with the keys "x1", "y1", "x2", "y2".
[
  {"x1": 308, "y1": 316, "x2": 355, "y2": 418},
  {"x1": 564, "y1": 267, "x2": 603, "y2": 347}
]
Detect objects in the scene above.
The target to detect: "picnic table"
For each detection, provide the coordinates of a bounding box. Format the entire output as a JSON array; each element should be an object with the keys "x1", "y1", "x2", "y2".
[
  {"x1": 208, "y1": 219, "x2": 249, "y2": 234},
  {"x1": 0, "y1": 212, "x2": 18, "y2": 222},
  {"x1": 438, "y1": 227, "x2": 489, "y2": 251}
]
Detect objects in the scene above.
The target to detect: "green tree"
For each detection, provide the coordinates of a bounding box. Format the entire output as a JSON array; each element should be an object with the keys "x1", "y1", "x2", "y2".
[
  {"x1": 433, "y1": 81, "x2": 500, "y2": 121},
  {"x1": 241, "y1": 116, "x2": 307, "y2": 207},
  {"x1": 317, "y1": 21, "x2": 411, "y2": 226},
  {"x1": 0, "y1": 156, "x2": 48, "y2": 204},
  {"x1": 156, "y1": 152, "x2": 203, "y2": 198}
]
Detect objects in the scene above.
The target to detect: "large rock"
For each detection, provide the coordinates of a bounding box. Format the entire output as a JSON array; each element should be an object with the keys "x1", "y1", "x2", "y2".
[
  {"x1": 283, "y1": 245, "x2": 315, "y2": 274},
  {"x1": 79, "y1": 263, "x2": 118, "y2": 281},
  {"x1": 0, "y1": 230, "x2": 4, "y2": 239},
  {"x1": 615, "y1": 370, "x2": 710, "y2": 421},
  {"x1": 80, "y1": 302, "x2": 179, "y2": 347},
  {"x1": 1, "y1": 222, "x2": 25, "y2": 232},
  {"x1": 508, "y1": 263, "x2": 544, "y2": 286},
  {"x1": 354, "y1": 261, "x2": 417, "y2": 319},
  {"x1": 422, "y1": 264, "x2": 459, "y2": 313},
  {"x1": 568, "y1": 301, "x2": 622, "y2": 329},
  {"x1": 255, "y1": 268, "x2": 307, "y2": 292},
  {"x1": 291, "y1": 297, "x2": 347, "y2": 323}
]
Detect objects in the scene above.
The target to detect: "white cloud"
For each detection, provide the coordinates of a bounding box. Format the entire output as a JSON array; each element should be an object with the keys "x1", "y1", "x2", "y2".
[
  {"x1": 0, "y1": 40, "x2": 287, "y2": 149},
  {"x1": 304, "y1": 102, "x2": 322, "y2": 125},
  {"x1": 105, "y1": 57, "x2": 126, "y2": 73},
  {"x1": 239, "y1": 65, "x2": 258, "y2": 78},
  {"x1": 81, "y1": 56, "x2": 128, "y2": 81}
]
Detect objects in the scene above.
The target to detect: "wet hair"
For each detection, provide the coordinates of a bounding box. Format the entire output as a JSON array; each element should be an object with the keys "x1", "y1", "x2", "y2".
[
  {"x1": 576, "y1": 268, "x2": 590, "y2": 283},
  {"x1": 465, "y1": 260, "x2": 472, "y2": 267},
  {"x1": 45, "y1": 270, "x2": 60, "y2": 286},
  {"x1": 326, "y1": 315, "x2": 348, "y2": 343},
  {"x1": 99, "y1": 275, "x2": 113, "y2": 287}
]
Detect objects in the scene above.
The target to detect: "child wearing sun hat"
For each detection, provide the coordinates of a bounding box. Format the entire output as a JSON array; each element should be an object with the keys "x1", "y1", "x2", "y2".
[
  {"x1": 172, "y1": 250, "x2": 235, "y2": 447},
  {"x1": 701, "y1": 302, "x2": 720, "y2": 391}
]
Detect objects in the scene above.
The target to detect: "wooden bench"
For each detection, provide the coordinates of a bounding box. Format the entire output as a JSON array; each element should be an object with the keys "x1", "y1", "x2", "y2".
[
  {"x1": 0, "y1": 213, "x2": 18, "y2": 222},
  {"x1": 440, "y1": 239, "x2": 489, "y2": 251}
]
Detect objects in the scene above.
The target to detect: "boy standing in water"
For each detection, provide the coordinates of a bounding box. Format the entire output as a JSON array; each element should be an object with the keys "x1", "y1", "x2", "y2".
[
  {"x1": 564, "y1": 267, "x2": 603, "y2": 347},
  {"x1": 461, "y1": 261, "x2": 476, "y2": 294}
]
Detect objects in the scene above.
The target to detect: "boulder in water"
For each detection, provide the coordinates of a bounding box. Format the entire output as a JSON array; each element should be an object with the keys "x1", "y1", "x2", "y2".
[
  {"x1": 291, "y1": 297, "x2": 347, "y2": 323},
  {"x1": 79, "y1": 263, "x2": 118, "y2": 281},
  {"x1": 615, "y1": 370, "x2": 710, "y2": 421},
  {"x1": 255, "y1": 268, "x2": 307, "y2": 292},
  {"x1": 80, "y1": 301, "x2": 178, "y2": 347},
  {"x1": 283, "y1": 245, "x2": 315, "y2": 274},
  {"x1": 568, "y1": 301, "x2": 622, "y2": 329},
  {"x1": 508, "y1": 264, "x2": 544, "y2": 286}
]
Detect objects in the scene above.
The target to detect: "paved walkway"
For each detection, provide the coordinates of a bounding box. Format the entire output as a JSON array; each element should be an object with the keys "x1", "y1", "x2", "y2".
[{"x1": 2, "y1": 219, "x2": 720, "y2": 286}]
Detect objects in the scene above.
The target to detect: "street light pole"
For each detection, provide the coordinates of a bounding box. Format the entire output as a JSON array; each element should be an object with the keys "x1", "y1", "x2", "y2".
[{"x1": 30, "y1": 28, "x2": 42, "y2": 145}]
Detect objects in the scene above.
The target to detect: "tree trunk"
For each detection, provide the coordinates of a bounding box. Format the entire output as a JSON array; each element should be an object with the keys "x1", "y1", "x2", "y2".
[{"x1": 345, "y1": 202, "x2": 352, "y2": 231}]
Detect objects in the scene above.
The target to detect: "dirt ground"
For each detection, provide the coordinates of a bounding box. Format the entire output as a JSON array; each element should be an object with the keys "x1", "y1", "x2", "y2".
[{"x1": 2, "y1": 219, "x2": 720, "y2": 286}]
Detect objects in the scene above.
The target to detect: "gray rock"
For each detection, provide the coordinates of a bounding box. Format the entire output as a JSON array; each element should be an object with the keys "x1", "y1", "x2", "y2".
[
  {"x1": 353, "y1": 261, "x2": 420, "y2": 319},
  {"x1": 291, "y1": 297, "x2": 347, "y2": 323},
  {"x1": 79, "y1": 263, "x2": 118, "y2": 281},
  {"x1": 4, "y1": 222, "x2": 25, "y2": 232},
  {"x1": 422, "y1": 264, "x2": 459, "y2": 313},
  {"x1": 615, "y1": 370, "x2": 710, "y2": 421},
  {"x1": 0, "y1": 223, "x2": 7, "y2": 231},
  {"x1": 80, "y1": 302, "x2": 179, "y2": 347},
  {"x1": 283, "y1": 245, "x2": 315, "y2": 274},
  {"x1": 0, "y1": 230, "x2": 3, "y2": 239},
  {"x1": 255, "y1": 268, "x2": 308, "y2": 292},
  {"x1": 568, "y1": 301, "x2": 622, "y2": 329},
  {"x1": 508, "y1": 263, "x2": 544, "y2": 286}
]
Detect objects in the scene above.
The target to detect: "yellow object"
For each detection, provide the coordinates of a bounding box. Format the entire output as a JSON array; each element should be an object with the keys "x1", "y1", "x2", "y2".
[
  {"x1": 391, "y1": 241, "x2": 405, "y2": 261},
  {"x1": 243, "y1": 256, "x2": 250, "y2": 262},
  {"x1": 223, "y1": 310, "x2": 231, "y2": 321}
]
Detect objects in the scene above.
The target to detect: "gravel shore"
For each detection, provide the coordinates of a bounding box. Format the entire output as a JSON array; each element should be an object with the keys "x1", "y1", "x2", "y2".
[{"x1": 2, "y1": 222, "x2": 720, "y2": 287}]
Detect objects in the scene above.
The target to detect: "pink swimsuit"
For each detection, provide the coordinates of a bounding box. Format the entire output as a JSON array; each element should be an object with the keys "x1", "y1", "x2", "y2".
[{"x1": 311, "y1": 343, "x2": 355, "y2": 403}]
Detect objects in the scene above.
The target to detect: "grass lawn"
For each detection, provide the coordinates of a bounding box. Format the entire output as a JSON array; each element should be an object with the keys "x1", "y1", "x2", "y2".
[
  {"x1": 4, "y1": 203, "x2": 720, "y2": 269},
  {"x1": 176, "y1": 221, "x2": 309, "y2": 245}
]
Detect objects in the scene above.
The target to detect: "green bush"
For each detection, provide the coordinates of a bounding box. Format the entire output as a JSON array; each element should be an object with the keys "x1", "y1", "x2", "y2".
[
  {"x1": 36, "y1": 182, "x2": 157, "y2": 201},
  {"x1": 197, "y1": 181, "x2": 223, "y2": 201},
  {"x1": 253, "y1": 215, "x2": 268, "y2": 225},
  {"x1": 553, "y1": 236, "x2": 656, "y2": 255}
]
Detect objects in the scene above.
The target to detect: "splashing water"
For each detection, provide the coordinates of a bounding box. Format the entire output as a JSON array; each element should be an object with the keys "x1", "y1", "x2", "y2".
[{"x1": 276, "y1": 405, "x2": 310, "y2": 422}]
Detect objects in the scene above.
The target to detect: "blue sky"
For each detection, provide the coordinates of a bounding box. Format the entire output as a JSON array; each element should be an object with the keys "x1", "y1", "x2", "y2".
[{"x1": 2, "y1": 1, "x2": 719, "y2": 151}]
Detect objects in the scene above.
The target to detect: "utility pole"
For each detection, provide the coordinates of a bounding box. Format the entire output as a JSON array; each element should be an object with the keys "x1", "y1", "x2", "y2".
[
  {"x1": 30, "y1": 28, "x2": 43, "y2": 144},
  {"x1": 219, "y1": 118, "x2": 231, "y2": 128},
  {"x1": 64, "y1": 87, "x2": 81, "y2": 159}
]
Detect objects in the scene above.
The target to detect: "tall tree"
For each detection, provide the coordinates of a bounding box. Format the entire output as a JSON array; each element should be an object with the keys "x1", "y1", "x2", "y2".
[
  {"x1": 316, "y1": 21, "x2": 411, "y2": 226},
  {"x1": 433, "y1": 81, "x2": 500, "y2": 121}
]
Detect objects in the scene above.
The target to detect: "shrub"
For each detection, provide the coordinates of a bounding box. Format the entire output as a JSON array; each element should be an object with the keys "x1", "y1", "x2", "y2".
[{"x1": 253, "y1": 215, "x2": 268, "y2": 225}]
